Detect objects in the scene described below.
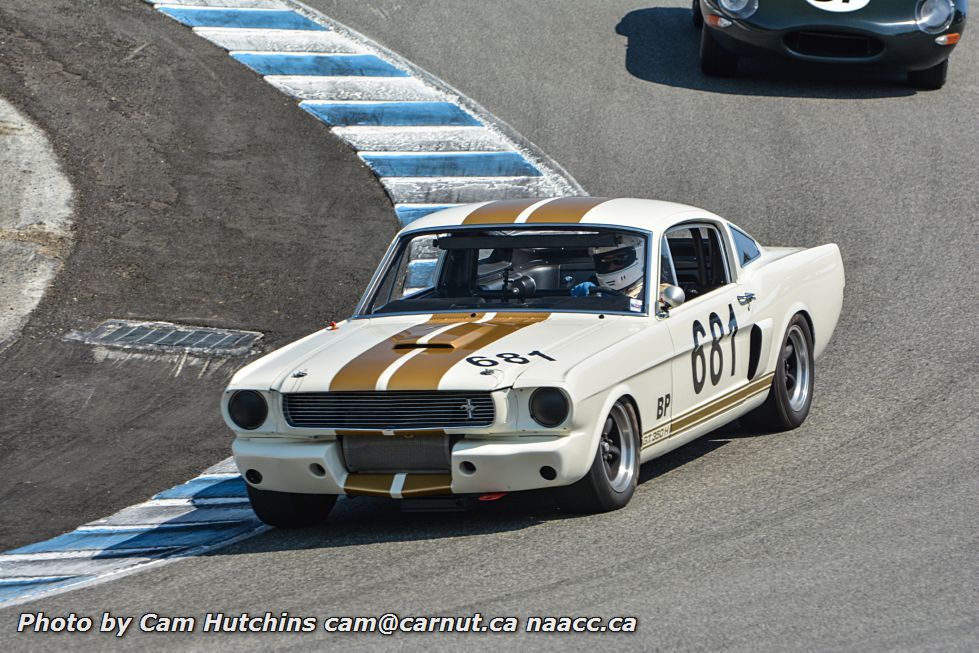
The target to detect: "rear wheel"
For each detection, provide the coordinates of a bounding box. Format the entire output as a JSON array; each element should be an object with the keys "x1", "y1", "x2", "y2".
[
  {"x1": 560, "y1": 400, "x2": 640, "y2": 513},
  {"x1": 246, "y1": 485, "x2": 336, "y2": 528},
  {"x1": 700, "y1": 26, "x2": 738, "y2": 77},
  {"x1": 907, "y1": 60, "x2": 948, "y2": 90},
  {"x1": 741, "y1": 314, "x2": 814, "y2": 432},
  {"x1": 692, "y1": 0, "x2": 703, "y2": 29}
]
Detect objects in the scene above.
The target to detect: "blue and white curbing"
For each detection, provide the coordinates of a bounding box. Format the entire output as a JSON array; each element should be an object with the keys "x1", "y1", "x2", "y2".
[
  {"x1": 0, "y1": 459, "x2": 266, "y2": 607},
  {"x1": 0, "y1": 0, "x2": 585, "y2": 607},
  {"x1": 149, "y1": 0, "x2": 583, "y2": 225}
]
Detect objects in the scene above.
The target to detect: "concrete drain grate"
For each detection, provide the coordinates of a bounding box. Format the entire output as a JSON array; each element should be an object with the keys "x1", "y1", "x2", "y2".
[{"x1": 67, "y1": 320, "x2": 262, "y2": 356}]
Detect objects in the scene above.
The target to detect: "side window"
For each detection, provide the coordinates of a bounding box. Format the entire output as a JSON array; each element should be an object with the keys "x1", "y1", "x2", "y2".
[
  {"x1": 729, "y1": 226, "x2": 760, "y2": 266},
  {"x1": 665, "y1": 224, "x2": 731, "y2": 299}
]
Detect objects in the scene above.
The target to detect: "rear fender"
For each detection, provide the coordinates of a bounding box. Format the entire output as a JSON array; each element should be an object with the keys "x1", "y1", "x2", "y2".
[
  {"x1": 754, "y1": 243, "x2": 845, "y2": 375},
  {"x1": 752, "y1": 243, "x2": 846, "y2": 375}
]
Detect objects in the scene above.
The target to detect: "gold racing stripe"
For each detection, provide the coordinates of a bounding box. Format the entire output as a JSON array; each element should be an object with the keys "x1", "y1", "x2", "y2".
[
  {"x1": 343, "y1": 473, "x2": 395, "y2": 497},
  {"x1": 336, "y1": 429, "x2": 445, "y2": 438},
  {"x1": 461, "y1": 198, "x2": 542, "y2": 225},
  {"x1": 524, "y1": 196, "x2": 609, "y2": 223},
  {"x1": 392, "y1": 429, "x2": 446, "y2": 437},
  {"x1": 328, "y1": 314, "x2": 485, "y2": 392},
  {"x1": 342, "y1": 474, "x2": 453, "y2": 498},
  {"x1": 400, "y1": 474, "x2": 453, "y2": 498},
  {"x1": 385, "y1": 313, "x2": 550, "y2": 391},
  {"x1": 669, "y1": 372, "x2": 776, "y2": 437},
  {"x1": 640, "y1": 373, "x2": 776, "y2": 449}
]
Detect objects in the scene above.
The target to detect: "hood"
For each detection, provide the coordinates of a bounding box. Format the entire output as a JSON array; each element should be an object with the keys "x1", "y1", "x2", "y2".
[
  {"x1": 752, "y1": 0, "x2": 957, "y2": 35},
  {"x1": 229, "y1": 312, "x2": 642, "y2": 393}
]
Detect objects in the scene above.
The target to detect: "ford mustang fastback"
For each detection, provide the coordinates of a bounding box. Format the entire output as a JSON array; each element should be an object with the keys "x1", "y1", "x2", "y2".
[{"x1": 223, "y1": 197, "x2": 845, "y2": 526}]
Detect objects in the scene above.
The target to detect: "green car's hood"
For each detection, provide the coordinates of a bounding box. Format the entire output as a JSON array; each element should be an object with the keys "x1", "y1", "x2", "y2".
[{"x1": 721, "y1": 0, "x2": 967, "y2": 34}]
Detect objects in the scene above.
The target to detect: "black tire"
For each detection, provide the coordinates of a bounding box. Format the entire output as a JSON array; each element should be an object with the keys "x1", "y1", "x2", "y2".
[
  {"x1": 740, "y1": 314, "x2": 814, "y2": 433},
  {"x1": 692, "y1": 0, "x2": 703, "y2": 29},
  {"x1": 907, "y1": 60, "x2": 948, "y2": 90},
  {"x1": 560, "y1": 400, "x2": 640, "y2": 513},
  {"x1": 246, "y1": 484, "x2": 337, "y2": 528},
  {"x1": 700, "y1": 26, "x2": 738, "y2": 77}
]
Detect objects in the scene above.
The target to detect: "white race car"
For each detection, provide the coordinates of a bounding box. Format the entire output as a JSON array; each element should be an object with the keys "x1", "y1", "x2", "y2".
[{"x1": 223, "y1": 198, "x2": 845, "y2": 526}]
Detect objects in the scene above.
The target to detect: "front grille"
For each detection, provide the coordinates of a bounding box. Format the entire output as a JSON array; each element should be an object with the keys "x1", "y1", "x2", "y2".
[
  {"x1": 341, "y1": 434, "x2": 451, "y2": 473},
  {"x1": 282, "y1": 391, "x2": 495, "y2": 429},
  {"x1": 784, "y1": 31, "x2": 883, "y2": 58}
]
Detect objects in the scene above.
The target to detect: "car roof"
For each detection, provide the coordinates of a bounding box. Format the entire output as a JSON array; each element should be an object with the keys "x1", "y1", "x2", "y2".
[{"x1": 398, "y1": 197, "x2": 727, "y2": 235}]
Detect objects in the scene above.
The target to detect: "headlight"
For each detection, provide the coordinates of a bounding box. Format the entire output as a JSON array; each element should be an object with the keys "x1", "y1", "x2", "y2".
[
  {"x1": 916, "y1": 0, "x2": 955, "y2": 34},
  {"x1": 228, "y1": 390, "x2": 268, "y2": 430},
  {"x1": 717, "y1": 0, "x2": 759, "y2": 19},
  {"x1": 529, "y1": 388, "x2": 570, "y2": 427}
]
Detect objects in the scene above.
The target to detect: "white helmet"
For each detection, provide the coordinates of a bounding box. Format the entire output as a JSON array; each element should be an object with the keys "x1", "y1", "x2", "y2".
[{"x1": 591, "y1": 236, "x2": 644, "y2": 291}]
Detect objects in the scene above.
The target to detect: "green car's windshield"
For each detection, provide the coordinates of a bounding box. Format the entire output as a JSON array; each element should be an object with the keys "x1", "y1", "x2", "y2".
[{"x1": 362, "y1": 227, "x2": 649, "y2": 316}]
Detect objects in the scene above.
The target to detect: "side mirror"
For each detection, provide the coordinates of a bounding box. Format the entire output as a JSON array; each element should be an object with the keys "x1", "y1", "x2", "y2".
[{"x1": 659, "y1": 285, "x2": 685, "y2": 310}]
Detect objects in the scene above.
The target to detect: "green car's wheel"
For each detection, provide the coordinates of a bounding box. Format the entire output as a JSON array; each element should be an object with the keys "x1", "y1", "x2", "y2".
[
  {"x1": 700, "y1": 27, "x2": 738, "y2": 77},
  {"x1": 908, "y1": 60, "x2": 948, "y2": 90}
]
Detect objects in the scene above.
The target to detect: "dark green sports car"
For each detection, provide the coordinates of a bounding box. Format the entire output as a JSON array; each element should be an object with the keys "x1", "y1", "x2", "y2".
[{"x1": 693, "y1": 0, "x2": 967, "y2": 89}]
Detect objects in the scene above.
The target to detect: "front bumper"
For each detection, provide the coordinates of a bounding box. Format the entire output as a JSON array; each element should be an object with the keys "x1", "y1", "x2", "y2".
[
  {"x1": 232, "y1": 430, "x2": 596, "y2": 497},
  {"x1": 701, "y1": 2, "x2": 966, "y2": 70}
]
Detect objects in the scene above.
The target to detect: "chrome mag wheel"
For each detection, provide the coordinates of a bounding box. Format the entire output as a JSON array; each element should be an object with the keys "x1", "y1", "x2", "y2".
[
  {"x1": 783, "y1": 324, "x2": 811, "y2": 412},
  {"x1": 600, "y1": 402, "x2": 638, "y2": 493}
]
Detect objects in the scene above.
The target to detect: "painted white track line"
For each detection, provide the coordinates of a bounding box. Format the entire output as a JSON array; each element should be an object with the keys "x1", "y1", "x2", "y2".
[{"x1": 0, "y1": 0, "x2": 584, "y2": 607}]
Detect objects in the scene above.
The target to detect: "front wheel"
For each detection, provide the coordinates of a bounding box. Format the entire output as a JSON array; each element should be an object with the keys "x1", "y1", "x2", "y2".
[
  {"x1": 740, "y1": 314, "x2": 814, "y2": 432},
  {"x1": 907, "y1": 60, "x2": 948, "y2": 90},
  {"x1": 700, "y1": 26, "x2": 738, "y2": 77},
  {"x1": 246, "y1": 484, "x2": 337, "y2": 528},
  {"x1": 560, "y1": 400, "x2": 640, "y2": 513}
]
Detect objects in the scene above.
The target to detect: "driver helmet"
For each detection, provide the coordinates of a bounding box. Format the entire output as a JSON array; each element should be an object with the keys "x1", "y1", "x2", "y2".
[{"x1": 591, "y1": 236, "x2": 644, "y2": 296}]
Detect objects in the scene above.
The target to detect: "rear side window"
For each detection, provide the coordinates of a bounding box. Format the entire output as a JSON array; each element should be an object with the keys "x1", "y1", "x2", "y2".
[{"x1": 729, "y1": 226, "x2": 760, "y2": 266}]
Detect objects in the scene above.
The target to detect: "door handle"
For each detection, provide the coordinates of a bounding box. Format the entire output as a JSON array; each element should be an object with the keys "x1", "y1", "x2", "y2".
[{"x1": 737, "y1": 292, "x2": 756, "y2": 306}]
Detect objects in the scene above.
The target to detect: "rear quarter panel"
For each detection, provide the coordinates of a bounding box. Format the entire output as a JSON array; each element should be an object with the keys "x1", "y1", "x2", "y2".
[{"x1": 746, "y1": 243, "x2": 845, "y2": 375}]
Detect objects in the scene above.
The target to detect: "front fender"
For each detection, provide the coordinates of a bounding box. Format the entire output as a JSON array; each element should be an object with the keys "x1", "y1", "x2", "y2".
[{"x1": 562, "y1": 382, "x2": 642, "y2": 485}]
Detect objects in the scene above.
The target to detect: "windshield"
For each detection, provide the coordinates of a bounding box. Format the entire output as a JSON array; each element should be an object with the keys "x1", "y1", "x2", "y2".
[{"x1": 362, "y1": 227, "x2": 649, "y2": 316}]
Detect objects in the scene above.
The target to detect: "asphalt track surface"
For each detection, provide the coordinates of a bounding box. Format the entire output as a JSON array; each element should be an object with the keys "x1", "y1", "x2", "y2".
[
  {"x1": 0, "y1": 0, "x2": 394, "y2": 549},
  {"x1": 2, "y1": 0, "x2": 978, "y2": 650}
]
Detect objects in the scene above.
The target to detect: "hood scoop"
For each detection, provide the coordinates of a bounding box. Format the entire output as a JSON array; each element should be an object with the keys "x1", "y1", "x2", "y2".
[{"x1": 391, "y1": 323, "x2": 493, "y2": 350}]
